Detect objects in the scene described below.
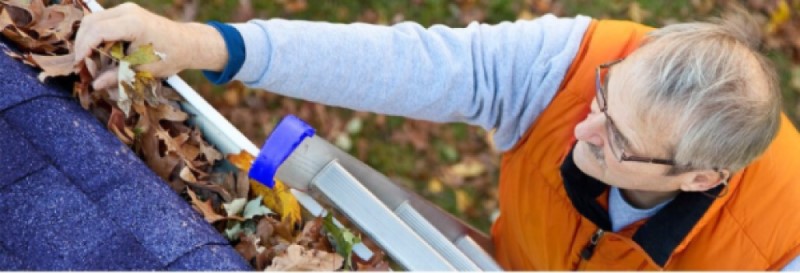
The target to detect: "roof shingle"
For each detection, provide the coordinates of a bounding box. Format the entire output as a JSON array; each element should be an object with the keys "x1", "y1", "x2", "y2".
[
  {"x1": 0, "y1": 38, "x2": 250, "y2": 270},
  {"x1": 0, "y1": 118, "x2": 47, "y2": 188}
]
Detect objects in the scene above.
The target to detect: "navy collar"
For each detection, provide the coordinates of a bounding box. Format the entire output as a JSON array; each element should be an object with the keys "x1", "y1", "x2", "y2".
[{"x1": 560, "y1": 147, "x2": 723, "y2": 266}]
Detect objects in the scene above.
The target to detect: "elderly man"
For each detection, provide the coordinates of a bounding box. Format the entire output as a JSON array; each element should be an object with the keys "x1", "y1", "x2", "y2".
[{"x1": 74, "y1": 3, "x2": 800, "y2": 270}]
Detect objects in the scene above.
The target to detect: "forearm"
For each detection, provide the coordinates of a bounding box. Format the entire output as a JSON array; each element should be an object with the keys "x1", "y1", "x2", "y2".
[{"x1": 182, "y1": 22, "x2": 228, "y2": 72}]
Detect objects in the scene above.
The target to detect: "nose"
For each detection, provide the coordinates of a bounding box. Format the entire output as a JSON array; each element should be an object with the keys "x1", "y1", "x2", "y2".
[{"x1": 574, "y1": 112, "x2": 606, "y2": 147}]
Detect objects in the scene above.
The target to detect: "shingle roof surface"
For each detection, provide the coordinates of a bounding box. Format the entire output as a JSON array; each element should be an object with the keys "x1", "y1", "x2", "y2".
[{"x1": 0, "y1": 38, "x2": 251, "y2": 270}]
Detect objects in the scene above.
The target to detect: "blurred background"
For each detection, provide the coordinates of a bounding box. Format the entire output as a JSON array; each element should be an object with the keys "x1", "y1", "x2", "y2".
[{"x1": 97, "y1": 0, "x2": 800, "y2": 233}]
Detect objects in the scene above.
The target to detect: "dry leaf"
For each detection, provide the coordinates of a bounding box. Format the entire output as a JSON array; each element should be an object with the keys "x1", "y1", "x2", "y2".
[
  {"x1": 266, "y1": 244, "x2": 343, "y2": 271},
  {"x1": 295, "y1": 217, "x2": 332, "y2": 252},
  {"x1": 455, "y1": 189, "x2": 470, "y2": 214},
  {"x1": 29, "y1": 52, "x2": 74, "y2": 81},
  {"x1": 196, "y1": 136, "x2": 222, "y2": 163},
  {"x1": 235, "y1": 233, "x2": 260, "y2": 262},
  {"x1": 356, "y1": 256, "x2": 390, "y2": 271},
  {"x1": 244, "y1": 196, "x2": 273, "y2": 219},
  {"x1": 767, "y1": 0, "x2": 791, "y2": 33},
  {"x1": 156, "y1": 129, "x2": 190, "y2": 158},
  {"x1": 107, "y1": 106, "x2": 133, "y2": 145},
  {"x1": 186, "y1": 187, "x2": 226, "y2": 223},
  {"x1": 1, "y1": 5, "x2": 18, "y2": 30},
  {"x1": 153, "y1": 103, "x2": 188, "y2": 121},
  {"x1": 223, "y1": 198, "x2": 248, "y2": 217},
  {"x1": 256, "y1": 217, "x2": 276, "y2": 244},
  {"x1": 116, "y1": 60, "x2": 135, "y2": 116},
  {"x1": 448, "y1": 159, "x2": 486, "y2": 178},
  {"x1": 227, "y1": 150, "x2": 302, "y2": 227},
  {"x1": 122, "y1": 43, "x2": 161, "y2": 66},
  {"x1": 220, "y1": 171, "x2": 250, "y2": 201},
  {"x1": 280, "y1": 0, "x2": 307, "y2": 13},
  {"x1": 254, "y1": 251, "x2": 271, "y2": 271},
  {"x1": 234, "y1": 171, "x2": 250, "y2": 199},
  {"x1": 34, "y1": 4, "x2": 82, "y2": 40},
  {"x1": 266, "y1": 216, "x2": 295, "y2": 241},
  {"x1": 251, "y1": 180, "x2": 302, "y2": 228},
  {"x1": 179, "y1": 166, "x2": 198, "y2": 182},
  {"x1": 141, "y1": 128, "x2": 181, "y2": 180},
  {"x1": 1, "y1": 0, "x2": 73, "y2": 54},
  {"x1": 227, "y1": 150, "x2": 255, "y2": 171},
  {"x1": 184, "y1": 178, "x2": 233, "y2": 204},
  {"x1": 2, "y1": 2, "x2": 33, "y2": 27}
]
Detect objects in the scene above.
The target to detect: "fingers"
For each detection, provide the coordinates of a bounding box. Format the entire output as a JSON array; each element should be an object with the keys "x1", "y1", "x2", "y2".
[
  {"x1": 135, "y1": 62, "x2": 166, "y2": 78},
  {"x1": 73, "y1": 3, "x2": 143, "y2": 64},
  {"x1": 73, "y1": 2, "x2": 182, "y2": 77},
  {"x1": 92, "y1": 68, "x2": 119, "y2": 91}
]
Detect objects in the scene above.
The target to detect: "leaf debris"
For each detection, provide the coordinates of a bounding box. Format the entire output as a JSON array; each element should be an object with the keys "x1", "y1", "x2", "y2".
[{"x1": 1, "y1": 0, "x2": 390, "y2": 270}]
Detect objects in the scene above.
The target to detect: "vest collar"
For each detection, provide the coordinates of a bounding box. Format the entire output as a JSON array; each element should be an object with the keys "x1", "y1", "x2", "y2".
[{"x1": 560, "y1": 147, "x2": 723, "y2": 267}]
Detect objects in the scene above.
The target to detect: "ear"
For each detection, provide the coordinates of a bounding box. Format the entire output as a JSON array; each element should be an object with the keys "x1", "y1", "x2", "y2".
[{"x1": 678, "y1": 169, "x2": 726, "y2": 192}]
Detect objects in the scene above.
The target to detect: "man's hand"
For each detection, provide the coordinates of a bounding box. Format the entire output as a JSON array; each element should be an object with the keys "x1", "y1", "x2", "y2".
[{"x1": 73, "y1": 2, "x2": 228, "y2": 89}]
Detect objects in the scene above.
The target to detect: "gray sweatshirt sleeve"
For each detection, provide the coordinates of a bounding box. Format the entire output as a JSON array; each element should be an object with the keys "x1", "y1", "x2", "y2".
[{"x1": 230, "y1": 15, "x2": 591, "y2": 151}]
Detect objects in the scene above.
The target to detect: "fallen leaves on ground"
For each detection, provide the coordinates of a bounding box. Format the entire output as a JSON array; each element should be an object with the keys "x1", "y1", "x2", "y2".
[
  {"x1": 186, "y1": 187, "x2": 228, "y2": 223},
  {"x1": 30, "y1": 52, "x2": 74, "y2": 81},
  {"x1": 0, "y1": 0, "x2": 82, "y2": 54},
  {"x1": 266, "y1": 244, "x2": 343, "y2": 271},
  {"x1": 225, "y1": 150, "x2": 390, "y2": 270},
  {"x1": 227, "y1": 150, "x2": 302, "y2": 228}
]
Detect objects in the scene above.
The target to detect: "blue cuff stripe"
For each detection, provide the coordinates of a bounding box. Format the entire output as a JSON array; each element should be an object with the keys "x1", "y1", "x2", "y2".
[{"x1": 202, "y1": 21, "x2": 245, "y2": 85}]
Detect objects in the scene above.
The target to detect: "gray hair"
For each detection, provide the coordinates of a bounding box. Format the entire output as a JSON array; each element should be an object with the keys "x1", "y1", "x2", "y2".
[{"x1": 622, "y1": 6, "x2": 782, "y2": 174}]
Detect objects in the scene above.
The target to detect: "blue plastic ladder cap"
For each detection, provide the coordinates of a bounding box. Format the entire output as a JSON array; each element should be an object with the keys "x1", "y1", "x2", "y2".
[{"x1": 249, "y1": 115, "x2": 315, "y2": 188}]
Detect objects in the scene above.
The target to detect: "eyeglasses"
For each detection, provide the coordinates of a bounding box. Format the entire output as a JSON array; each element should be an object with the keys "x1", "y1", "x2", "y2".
[{"x1": 595, "y1": 59, "x2": 676, "y2": 166}]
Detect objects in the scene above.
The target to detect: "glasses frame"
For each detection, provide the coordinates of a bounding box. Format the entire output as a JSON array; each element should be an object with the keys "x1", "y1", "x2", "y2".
[{"x1": 595, "y1": 59, "x2": 677, "y2": 166}]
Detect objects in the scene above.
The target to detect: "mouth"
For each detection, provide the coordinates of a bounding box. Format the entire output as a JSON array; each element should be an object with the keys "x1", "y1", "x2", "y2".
[{"x1": 581, "y1": 141, "x2": 606, "y2": 169}]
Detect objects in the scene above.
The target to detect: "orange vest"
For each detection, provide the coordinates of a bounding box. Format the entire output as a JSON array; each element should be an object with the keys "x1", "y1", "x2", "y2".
[{"x1": 491, "y1": 19, "x2": 800, "y2": 270}]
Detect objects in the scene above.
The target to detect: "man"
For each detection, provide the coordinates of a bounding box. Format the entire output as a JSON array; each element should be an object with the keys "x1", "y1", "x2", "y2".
[{"x1": 74, "y1": 2, "x2": 800, "y2": 270}]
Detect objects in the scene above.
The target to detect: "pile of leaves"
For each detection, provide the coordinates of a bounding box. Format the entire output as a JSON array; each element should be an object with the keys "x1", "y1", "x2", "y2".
[{"x1": 0, "y1": 0, "x2": 387, "y2": 270}]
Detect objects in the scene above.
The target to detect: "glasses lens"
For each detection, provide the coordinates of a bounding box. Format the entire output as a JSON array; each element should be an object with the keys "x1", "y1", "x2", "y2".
[
  {"x1": 604, "y1": 116, "x2": 622, "y2": 162},
  {"x1": 598, "y1": 64, "x2": 621, "y2": 162}
]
